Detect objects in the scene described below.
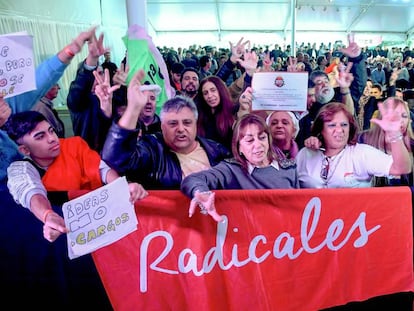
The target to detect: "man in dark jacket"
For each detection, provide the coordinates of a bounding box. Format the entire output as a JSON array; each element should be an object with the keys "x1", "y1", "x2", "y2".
[{"x1": 102, "y1": 70, "x2": 231, "y2": 190}]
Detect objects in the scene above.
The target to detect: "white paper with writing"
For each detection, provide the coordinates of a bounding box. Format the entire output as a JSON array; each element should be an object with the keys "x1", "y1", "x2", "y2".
[
  {"x1": 252, "y1": 72, "x2": 308, "y2": 111},
  {"x1": 62, "y1": 177, "x2": 138, "y2": 259},
  {"x1": 0, "y1": 31, "x2": 36, "y2": 98}
]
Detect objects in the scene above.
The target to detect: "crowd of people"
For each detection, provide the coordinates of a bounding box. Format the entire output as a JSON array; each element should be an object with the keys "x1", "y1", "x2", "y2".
[
  {"x1": 1, "y1": 28, "x2": 414, "y2": 239},
  {"x1": 1, "y1": 26, "x2": 414, "y2": 309}
]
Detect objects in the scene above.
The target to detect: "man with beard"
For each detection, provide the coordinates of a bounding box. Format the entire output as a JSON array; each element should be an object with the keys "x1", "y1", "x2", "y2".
[
  {"x1": 178, "y1": 67, "x2": 200, "y2": 100},
  {"x1": 296, "y1": 34, "x2": 366, "y2": 146}
]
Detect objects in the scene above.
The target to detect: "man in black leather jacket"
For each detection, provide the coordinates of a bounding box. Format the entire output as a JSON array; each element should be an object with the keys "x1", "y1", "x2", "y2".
[{"x1": 102, "y1": 70, "x2": 231, "y2": 190}]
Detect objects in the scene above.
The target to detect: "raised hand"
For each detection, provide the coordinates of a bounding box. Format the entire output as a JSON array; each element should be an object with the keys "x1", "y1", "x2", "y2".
[
  {"x1": 0, "y1": 95, "x2": 11, "y2": 127},
  {"x1": 85, "y1": 29, "x2": 107, "y2": 66},
  {"x1": 286, "y1": 56, "x2": 298, "y2": 72},
  {"x1": 238, "y1": 50, "x2": 258, "y2": 76},
  {"x1": 71, "y1": 26, "x2": 98, "y2": 54},
  {"x1": 229, "y1": 37, "x2": 250, "y2": 64},
  {"x1": 93, "y1": 68, "x2": 120, "y2": 117},
  {"x1": 335, "y1": 62, "x2": 354, "y2": 88},
  {"x1": 238, "y1": 86, "x2": 254, "y2": 118},
  {"x1": 127, "y1": 69, "x2": 147, "y2": 110},
  {"x1": 371, "y1": 101, "x2": 404, "y2": 135},
  {"x1": 113, "y1": 62, "x2": 130, "y2": 86},
  {"x1": 340, "y1": 33, "x2": 361, "y2": 58}
]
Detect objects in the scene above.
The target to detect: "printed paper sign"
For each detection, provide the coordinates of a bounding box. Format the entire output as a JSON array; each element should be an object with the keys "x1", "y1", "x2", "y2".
[
  {"x1": 252, "y1": 72, "x2": 308, "y2": 111},
  {"x1": 0, "y1": 31, "x2": 36, "y2": 98},
  {"x1": 62, "y1": 177, "x2": 138, "y2": 259}
]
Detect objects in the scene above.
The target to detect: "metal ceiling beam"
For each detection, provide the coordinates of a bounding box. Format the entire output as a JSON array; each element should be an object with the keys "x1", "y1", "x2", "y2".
[
  {"x1": 346, "y1": 0, "x2": 375, "y2": 33},
  {"x1": 214, "y1": 0, "x2": 222, "y2": 41}
]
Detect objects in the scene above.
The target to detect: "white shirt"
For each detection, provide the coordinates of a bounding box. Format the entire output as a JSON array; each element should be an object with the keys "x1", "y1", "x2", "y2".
[{"x1": 296, "y1": 144, "x2": 393, "y2": 188}]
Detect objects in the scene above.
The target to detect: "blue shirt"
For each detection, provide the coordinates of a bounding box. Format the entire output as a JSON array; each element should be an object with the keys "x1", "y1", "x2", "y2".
[{"x1": 0, "y1": 55, "x2": 67, "y2": 184}]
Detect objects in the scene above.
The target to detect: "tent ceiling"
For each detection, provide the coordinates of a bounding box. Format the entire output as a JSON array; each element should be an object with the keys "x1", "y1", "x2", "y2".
[{"x1": 147, "y1": 0, "x2": 414, "y2": 35}]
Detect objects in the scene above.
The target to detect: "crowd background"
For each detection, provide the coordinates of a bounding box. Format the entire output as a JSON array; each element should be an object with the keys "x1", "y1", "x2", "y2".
[{"x1": 2, "y1": 3, "x2": 414, "y2": 310}]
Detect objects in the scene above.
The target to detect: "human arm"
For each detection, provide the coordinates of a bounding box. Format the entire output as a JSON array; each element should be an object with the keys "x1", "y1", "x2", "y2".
[
  {"x1": 93, "y1": 68, "x2": 121, "y2": 118},
  {"x1": 6, "y1": 161, "x2": 68, "y2": 242},
  {"x1": 304, "y1": 136, "x2": 323, "y2": 150},
  {"x1": 387, "y1": 69, "x2": 400, "y2": 97},
  {"x1": 117, "y1": 69, "x2": 146, "y2": 130},
  {"x1": 370, "y1": 102, "x2": 412, "y2": 175},
  {"x1": 0, "y1": 95, "x2": 11, "y2": 127},
  {"x1": 335, "y1": 62, "x2": 355, "y2": 115},
  {"x1": 112, "y1": 62, "x2": 129, "y2": 86},
  {"x1": 237, "y1": 86, "x2": 254, "y2": 119},
  {"x1": 216, "y1": 37, "x2": 250, "y2": 82},
  {"x1": 189, "y1": 190, "x2": 223, "y2": 222},
  {"x1": 32, "y1": 194, "x2": 69, "y2": 242},
  {"x1": 84, "y1": 30, "x2": 107, "y2": 67},
  {"x1": 339, "y1": 33, "x2": 367, "y2": 110},
  {"x1": 6, "y1": 26, "x2": 99, "y2": 113}
]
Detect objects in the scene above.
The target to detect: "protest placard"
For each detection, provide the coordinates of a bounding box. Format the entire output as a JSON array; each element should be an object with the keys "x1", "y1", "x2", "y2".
[
  {"x1": 62, "y1": 177, "x2": 138, "y2": 259},
  {"x1": 0, "y1": 31, "x2": 36, "y2": 98},
  {"x1": 252, "y1": 71, "x2": 308, "y2": 111}
]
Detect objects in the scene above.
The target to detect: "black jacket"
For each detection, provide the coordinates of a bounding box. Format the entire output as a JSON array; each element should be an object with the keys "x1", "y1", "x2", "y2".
[{"x1": 102, "y1": 123, "x2": 232, "y2": 189}]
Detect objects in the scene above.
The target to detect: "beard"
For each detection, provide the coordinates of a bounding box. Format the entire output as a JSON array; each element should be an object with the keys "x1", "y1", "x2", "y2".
[
  {"x1": 316, "y1": 86, "x2": 335, "y2": 104},
  {"x1": 183, "y1": 89, "x2": 197, "y2": 97}
]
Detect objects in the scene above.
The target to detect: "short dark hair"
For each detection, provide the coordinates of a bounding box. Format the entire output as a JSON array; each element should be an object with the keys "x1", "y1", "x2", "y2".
[
  {"x1": 160, "y1": 95, "x2": 198, "y2": 121},
  {"x1": 171, "y1": 62, "x2": 185, "y2": 74},
  {"x1": 199, "y1": 55, "x2": 211, "y2": 67},
  {"x1": 180, "y1": 67, "x2": 199, "y2": 82},
  {"x1": 309, "y1": 70, "x2": 328, "y2": 83},
  {"x1": 4, "y1": 111, "x2": 47, "y2": 143}
]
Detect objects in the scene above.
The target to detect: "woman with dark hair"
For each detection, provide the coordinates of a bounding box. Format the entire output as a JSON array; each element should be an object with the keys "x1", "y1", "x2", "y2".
[
  {"x1": 296, "y1": 101, "x2": 412, "y2": 188},
  {"x1": 180, "y1": 113, "x2": 299, "y2": 222},
  {"x1": 196, "y1": 75, "x2": 238, "y2": 149}
]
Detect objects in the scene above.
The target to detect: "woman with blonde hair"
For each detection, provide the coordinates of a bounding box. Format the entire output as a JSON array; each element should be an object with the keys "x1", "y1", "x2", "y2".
[{"x1": 359, "y1": 96, "x2": 414, "y2": 186}]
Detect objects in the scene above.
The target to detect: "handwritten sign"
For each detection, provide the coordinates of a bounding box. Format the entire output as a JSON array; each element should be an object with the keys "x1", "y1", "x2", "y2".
[
  {"x1": 62, "y1": 177, "x2": 138, "y2": 259},
  {"x1": 252, "y1": 72, "x2": 308, "y2": 111},
  {"x1": 0, "y1": 31, "x2": 36, "y2": 98}
]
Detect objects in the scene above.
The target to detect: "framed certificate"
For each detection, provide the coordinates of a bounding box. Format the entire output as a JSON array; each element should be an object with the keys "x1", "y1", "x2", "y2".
[{"x1": 252, "y1": 72, "x2": 308, "y2": 111}]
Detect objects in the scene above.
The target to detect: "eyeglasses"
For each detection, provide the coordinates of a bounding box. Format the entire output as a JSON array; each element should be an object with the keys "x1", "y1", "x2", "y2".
[{"x1": 320, "y1": 156, "x2": 329, "y2": 180}]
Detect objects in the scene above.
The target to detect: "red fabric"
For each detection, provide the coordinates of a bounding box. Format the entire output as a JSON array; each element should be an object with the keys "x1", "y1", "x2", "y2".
[
  {"x1": 42, "y1": 137, "x2": 102, "y2": 191},
  {"x1": 325, "y1": 61, "x2": 337, "y2": 74},
  {"x1": 92, "y1": 187, "x2": 414, "y2": 311}
]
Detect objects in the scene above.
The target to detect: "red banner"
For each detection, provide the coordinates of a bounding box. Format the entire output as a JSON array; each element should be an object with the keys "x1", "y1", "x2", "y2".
[{"x1": 92, "y1": 187, "x2": 414, "y2": 311}]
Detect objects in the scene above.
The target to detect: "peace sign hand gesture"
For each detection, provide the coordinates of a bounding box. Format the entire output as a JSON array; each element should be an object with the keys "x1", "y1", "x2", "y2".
[
  {"x1": 93, "y1": 68, "x2": 121, "y2": 117},
  {"x1": 340, "y1": 33, "x2": 361, "y2": 58}
]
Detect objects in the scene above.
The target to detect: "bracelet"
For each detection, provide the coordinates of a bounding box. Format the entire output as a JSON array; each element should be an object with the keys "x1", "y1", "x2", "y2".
[
  {"x1": 390, "y1": 134, "x2": 403, "y2": 143},
  {"x1": 198, "y1": 191, "x2": 212, "y2": 196},
  {"x1": 42, "y1": 209, "x2": 54, "y2": 223},
  {"x1": 340, "y1": 92, "x2": 350, "y2": 96},
  {"x1": 64, "y1": 47, "x2": 75, "y2": 58}
]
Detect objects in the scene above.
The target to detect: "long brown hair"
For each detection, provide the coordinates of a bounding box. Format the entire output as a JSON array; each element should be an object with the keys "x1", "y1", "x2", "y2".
[{"x1": 197, "y1": 76, "x2": 235, "y2": 138}]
